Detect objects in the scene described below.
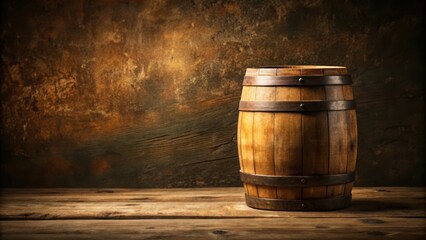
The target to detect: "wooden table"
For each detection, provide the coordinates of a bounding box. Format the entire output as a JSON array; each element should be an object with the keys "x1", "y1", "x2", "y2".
[{"x1": 0, "y1": 187, "x2": 424, "y2": 239}]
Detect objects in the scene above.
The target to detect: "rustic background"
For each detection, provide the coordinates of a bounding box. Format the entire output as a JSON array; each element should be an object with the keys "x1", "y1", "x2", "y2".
[{"x1": 1, "y1": 0, "x2": 425, "y2": 187}]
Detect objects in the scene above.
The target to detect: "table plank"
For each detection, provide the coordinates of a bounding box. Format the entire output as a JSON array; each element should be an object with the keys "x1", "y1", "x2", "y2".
[
  {"x1": 1, "y1": 218, "x2": 425, "y2": 240},
  {"x1": 1, "y1": 187, "x2": 425, "y2": 219},
  {"x1": 0, "y1": 187, "x2": 425, "y2": 240}
]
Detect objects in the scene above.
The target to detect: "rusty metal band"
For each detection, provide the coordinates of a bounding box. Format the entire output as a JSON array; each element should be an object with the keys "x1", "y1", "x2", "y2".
[
  {"x1": 243, "y1": 75, "x2": 352, "y2": 86},
  {"x1": 239, "y1": 100, "x2": 356, "y2": 112},
  {"x1": 240, "y1": 171, "x2": 355, "y2": 187},
  {"x1": 245, "y1": 194, "x2": 352, "y2": 211}
]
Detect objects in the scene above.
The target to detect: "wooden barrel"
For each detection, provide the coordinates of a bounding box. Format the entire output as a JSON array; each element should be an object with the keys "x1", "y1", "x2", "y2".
[{"x1": 237, "y1": 65, "x2": 357, "y2": 211}]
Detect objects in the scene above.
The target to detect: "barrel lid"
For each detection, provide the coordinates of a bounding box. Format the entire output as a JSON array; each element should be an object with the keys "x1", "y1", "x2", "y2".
[{"x1": 246, "y1": 65, "x2": 348, "y2": 76}]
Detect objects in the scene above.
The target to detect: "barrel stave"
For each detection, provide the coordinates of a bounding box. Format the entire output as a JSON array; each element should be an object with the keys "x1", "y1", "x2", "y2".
[
  {"x1": 253, "y1": 87, "x2": 276, "y2": 199},
  {"x1": 239, "y1": 86, "x2": 257, "y2": 196},
  {"x1": 326, "y1": 86, "x2": 349, "y2": 197},
  {"x1": 342, "y1": 85, "x2": 358, "y2": 196},
  {"x1": 275, "y1": 87, "x2": 302, "y2": 200},
  {"x1": 301, "y1": 87, "x2": 329, "y2": 199}
]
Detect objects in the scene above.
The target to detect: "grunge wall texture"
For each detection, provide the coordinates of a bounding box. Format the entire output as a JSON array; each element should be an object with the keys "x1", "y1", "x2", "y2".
[{"x1": 1, "y1": 0, "x2": 425, "y2": 187}]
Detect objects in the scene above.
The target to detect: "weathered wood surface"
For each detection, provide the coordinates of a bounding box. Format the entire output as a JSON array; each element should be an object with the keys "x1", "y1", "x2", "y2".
[
  {"x1": 0, "y1": 187, "x2": 425, "y2": 239},
  {"x1": 1, "y1": 218, "x2": 424, "y2": 240}
]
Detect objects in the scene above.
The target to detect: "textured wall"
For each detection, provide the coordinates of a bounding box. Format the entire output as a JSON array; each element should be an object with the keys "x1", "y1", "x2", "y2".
[{"x1": 1, "y1": 0, "x2": 425, "y2": 187}]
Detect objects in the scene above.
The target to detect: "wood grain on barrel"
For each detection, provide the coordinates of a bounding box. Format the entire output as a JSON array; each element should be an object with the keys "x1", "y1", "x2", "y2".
[
  {"x1": 325, "y1": 86, "x2": 348, "y2": 197},
  {"x1": 323, "y1": 68, "x2": 348, "y2": 75},
  {"x1": 239, "y1": 86, "x2": 257, "y2": 196},
  {"x1": 342, "y1": 85, "x2": 358, "y2": 196},
  {"x1": 301, "y1": 87, "x2": 329, "y2": 199},
  {"x1": 276, "y1": 68, "x2": 303, "y2": 76},
  {"x1": 275, "y1": 86, "x2": 302, "y2": 200},
  {"x1": 300, "y1": 68, "x2": 324, "y2": 76},
  {"x1": 253, "y1": 86, "x2": 277, "y2": 198},
  {"x1": 245, "y1": 68, "x2": 259, "y2": 76},
  {"x1": 258, "y1": 68, "x2": 277, "y2": 76},
  {"x1": 237, "y1": 110, "x2": 243, "y2": 174},
  {"x1": 253, "y1": 68, "x2": 277, "y2": 198}
]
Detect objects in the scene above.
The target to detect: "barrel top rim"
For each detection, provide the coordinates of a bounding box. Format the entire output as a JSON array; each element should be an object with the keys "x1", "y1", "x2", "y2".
[{"x1": 248, "y1": 65, "x2": 347, "y2": 69}]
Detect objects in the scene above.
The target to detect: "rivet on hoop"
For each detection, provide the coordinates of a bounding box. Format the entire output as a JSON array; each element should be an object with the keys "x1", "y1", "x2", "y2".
[
  {"x1": 300, "y1": 103, "x2": 306, "y2": 110},
  {"x1": 300, "y1": 178, "x2": 307, "y2": 184},
  {"x1": 298, "y1": 77, "x2": 305, "y2": 83}
]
